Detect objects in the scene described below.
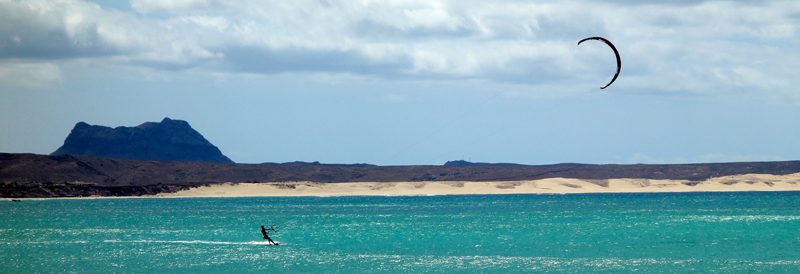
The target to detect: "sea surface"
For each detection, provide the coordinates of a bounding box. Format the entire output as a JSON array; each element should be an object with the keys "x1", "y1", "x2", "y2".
[{"x1": 2, "y1": 192, "x2": 800, "y2": 273}]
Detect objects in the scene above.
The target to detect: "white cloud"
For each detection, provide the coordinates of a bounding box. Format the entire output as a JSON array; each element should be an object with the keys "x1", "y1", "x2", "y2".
[
  {"x1": 130, "y1": 0, "x2": 209, "y2": 13},
  {"x1": 0, "y1": 0, "x2": 223, "y2": 68},
  {"x1": 0, "y1": 0, "x2": 798, "y2": 100},
  {"x1": 0, "y1": 61, "x2": 61, "y2": 89}
]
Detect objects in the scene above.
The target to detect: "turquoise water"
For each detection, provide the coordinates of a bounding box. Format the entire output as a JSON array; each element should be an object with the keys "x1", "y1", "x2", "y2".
[{"x1": 2, "y1": 192, "x2": 800, "y2": 273}]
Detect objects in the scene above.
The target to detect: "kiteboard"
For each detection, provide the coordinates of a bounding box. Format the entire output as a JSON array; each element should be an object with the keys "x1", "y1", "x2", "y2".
[{"x1": 263, "y1": 240, "x2": 280, "y2": 246}]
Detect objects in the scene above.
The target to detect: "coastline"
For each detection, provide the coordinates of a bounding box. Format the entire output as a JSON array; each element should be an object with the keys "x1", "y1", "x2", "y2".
[
  {"x1": 4, "y1": 172, "x2": 799, "y2": 200},
  {"x1": 154, "y1": 172, "x2": 800, "y2": 198}
]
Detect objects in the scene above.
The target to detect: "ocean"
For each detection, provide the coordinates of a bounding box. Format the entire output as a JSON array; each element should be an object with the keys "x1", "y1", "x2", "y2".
[{"x1": 2, "y1": 192, "x2": 800, "y2": 273}]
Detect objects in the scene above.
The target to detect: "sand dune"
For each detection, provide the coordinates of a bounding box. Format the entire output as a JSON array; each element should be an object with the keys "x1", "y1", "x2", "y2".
[{"x1": 158, "y1": 172, "x2": 800, "y2": 197}]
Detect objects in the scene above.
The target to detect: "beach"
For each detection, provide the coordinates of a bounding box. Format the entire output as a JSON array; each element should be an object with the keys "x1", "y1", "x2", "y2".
[{"x1": 157, "y1": 172, "x2": 800, "y2": 197}]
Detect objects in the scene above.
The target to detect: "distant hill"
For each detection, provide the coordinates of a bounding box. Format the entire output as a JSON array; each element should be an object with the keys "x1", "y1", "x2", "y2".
[
  {"x1": 445, "y1": 160, "x2": 532, "y2": 167},
  {"x1": 51, "y1": 118, "x2": 233, "y2": 163},
  {"x1": 4, "y1": 153, "x2": 800, "y2": 197}
]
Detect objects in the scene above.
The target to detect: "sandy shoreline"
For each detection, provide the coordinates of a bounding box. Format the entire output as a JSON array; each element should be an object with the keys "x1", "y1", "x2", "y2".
[
  {"x1": 4, "y1": 173, "x2": 800, "y2": 200},
  {"x1": 151, "y1": 172, "x2": 800, "y2": 198}
]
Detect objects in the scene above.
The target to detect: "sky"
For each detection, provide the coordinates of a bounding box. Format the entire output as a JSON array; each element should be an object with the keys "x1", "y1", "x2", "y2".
[{"x1": 1, "y1": 0, "x2": 800, "y2": 165}]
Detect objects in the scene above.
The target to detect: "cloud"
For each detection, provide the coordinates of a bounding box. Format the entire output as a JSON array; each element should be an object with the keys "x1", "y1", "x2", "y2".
[
  {"x1": 0, "y1": 0, "x2": 116, "y2": 59},
  {"x1": 0, "y1": 0, "x2": 798, "y2": 99},
  {"x1": 130, "y1": 0, "x2": 209, "y2": 13},
  {"x1": 0, "y1": 0, "x2": 222, "y2": 68},
  {"x1": 0, "y1": 61, "x2": 61, "y2": 89}
]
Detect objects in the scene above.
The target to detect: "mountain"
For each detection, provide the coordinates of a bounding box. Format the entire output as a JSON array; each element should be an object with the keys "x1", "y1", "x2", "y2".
[
  {"x1": 444, "y1": 160, "x2": 528, "y2": 167},
  {"x1": 51, "y1": 118, "x2": 233, "y2": 163}
]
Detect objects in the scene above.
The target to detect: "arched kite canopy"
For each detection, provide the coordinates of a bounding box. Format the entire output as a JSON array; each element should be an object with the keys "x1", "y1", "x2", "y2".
[{"x1": 578, "y1": 37, "x2": 621, "y2": 89}]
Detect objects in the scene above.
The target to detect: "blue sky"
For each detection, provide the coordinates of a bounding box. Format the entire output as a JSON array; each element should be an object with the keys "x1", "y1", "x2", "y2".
[{"x1": 1, "y1": 0, "x2": 799, "y2": 165}]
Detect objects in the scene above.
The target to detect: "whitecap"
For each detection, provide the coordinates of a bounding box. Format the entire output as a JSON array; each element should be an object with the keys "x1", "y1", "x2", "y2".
[{"x1": 103, "y1": 239, "x2": 281, "y2": 245}]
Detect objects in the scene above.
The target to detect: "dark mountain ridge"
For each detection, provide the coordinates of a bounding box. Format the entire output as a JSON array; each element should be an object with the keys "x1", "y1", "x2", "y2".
[
  {"x1": 3, "y1": 153, "x2": 800, "y2": 197},
  {"x1": 51, "y1": 118, "x2": 233, "y2": 163}
]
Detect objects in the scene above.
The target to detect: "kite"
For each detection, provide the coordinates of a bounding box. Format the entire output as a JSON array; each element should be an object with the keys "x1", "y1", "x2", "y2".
[{"x1": 578, "y1": 37, "x2": 621, "y2": 89}]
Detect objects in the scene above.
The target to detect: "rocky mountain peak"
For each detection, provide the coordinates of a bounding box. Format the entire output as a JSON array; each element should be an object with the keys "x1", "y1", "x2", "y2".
[{"x1": 51, "y1": 118, "x2": 233, "y2": 163}]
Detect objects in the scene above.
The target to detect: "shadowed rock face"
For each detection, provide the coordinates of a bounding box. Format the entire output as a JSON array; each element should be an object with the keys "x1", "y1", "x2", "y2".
[{"x1": 51, "y1": 118, "x2": 233, "y2": 163}]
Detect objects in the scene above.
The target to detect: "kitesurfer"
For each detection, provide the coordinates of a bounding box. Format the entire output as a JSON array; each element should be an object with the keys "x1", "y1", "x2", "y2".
[{"x1": 261, "y1": 225, "x2": 278, "y2": 245}]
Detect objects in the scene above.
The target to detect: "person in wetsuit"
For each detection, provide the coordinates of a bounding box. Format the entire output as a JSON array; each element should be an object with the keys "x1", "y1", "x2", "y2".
[{"x1": 261, "y1": 225, "x2": 277, "y2": 245}]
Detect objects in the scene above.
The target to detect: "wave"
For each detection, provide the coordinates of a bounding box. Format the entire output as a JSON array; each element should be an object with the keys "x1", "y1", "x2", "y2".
[
  {"x1": 0, "y1": 240, "x2": 89, "y2": 245},
  {"x1": 102, "y1": 239, "x2": 280, "y2": 245},
  {"x1": 680, "y1": 215, "x2": 800, "y2": 223},
  {"x1": 2, "y1": 240, "x2": 280, "y2": 246}
]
